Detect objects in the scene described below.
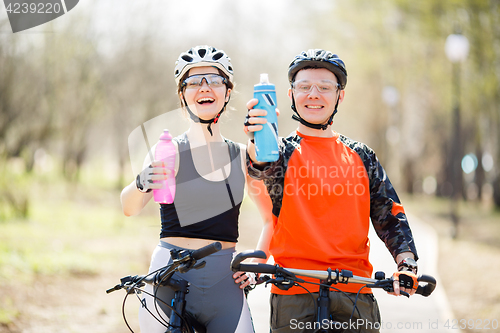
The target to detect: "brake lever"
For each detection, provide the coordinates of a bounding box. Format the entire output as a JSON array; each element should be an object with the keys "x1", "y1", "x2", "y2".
[
  {"x1": 106, "y1": 275, "x2": 144, "y2": 294},
  {"x1": 265, "y1": 277, "x2": 294, "y2": 291},
  {"x1": 264, "y1": 275, "x2": 303, "y2": 291},
  {"x1": 256, "y1": 275, "x2": 271, "y2": 285},
  {"x1": 125, "y1": 282, "x2": 142, "y2": 294},
  {"x1": 178, "y1": 261, "x2": 196, "y2": 274},
  {"x1": 192, "y1": 260, "x2": 206, "y2": 270},
  {"x1": 371, "y1": 279, "x2": 411, "y2": 298}
]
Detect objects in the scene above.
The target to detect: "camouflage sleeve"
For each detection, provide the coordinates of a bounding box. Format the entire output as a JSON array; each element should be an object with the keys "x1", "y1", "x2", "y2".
[
  {"x1": 246, "y1": 152, "x2": 284, "y2": 180},
  {"x1": 246, "y1": 137, "x2": 296, "y2": 217},
  {"x1": 366, "y1": 150, "x2": 419, "y2": 262}
]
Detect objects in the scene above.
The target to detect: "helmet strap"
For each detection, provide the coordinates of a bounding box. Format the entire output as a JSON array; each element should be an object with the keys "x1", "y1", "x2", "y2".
[
  {"x1": 181, "y1": 90, "x2": 230, "y2": 136},
  {"x1": 290, "y1": 92, "x2": 339, "y2": 131}
]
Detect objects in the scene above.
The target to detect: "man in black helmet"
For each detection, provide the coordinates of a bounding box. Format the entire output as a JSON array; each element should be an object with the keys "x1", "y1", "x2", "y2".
[{"x1": 244, "y1": 49, "x2": 419, "y2": 333}]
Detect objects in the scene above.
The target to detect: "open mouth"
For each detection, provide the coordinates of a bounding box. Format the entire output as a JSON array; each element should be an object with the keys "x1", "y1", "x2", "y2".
[
  {"x1": 197, "y1": 98, "x2": 215, "y2": 105},
  {"x1": 305, "y1": 105, "x2": 324, "y2": 109}
]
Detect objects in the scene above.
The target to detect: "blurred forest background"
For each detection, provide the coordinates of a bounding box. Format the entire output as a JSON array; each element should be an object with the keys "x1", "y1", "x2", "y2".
[
  {"x1": 1, "y1": 0, "x2": 499, "y2": 332},
  {"x1": 2, "y1": 0, "x2": 500, "y2": 214}
]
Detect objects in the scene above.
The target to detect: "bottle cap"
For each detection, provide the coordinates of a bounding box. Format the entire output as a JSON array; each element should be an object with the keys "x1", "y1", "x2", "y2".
[
  {"x1": 260, "y1": 73, "x2": 270, "y2": 84},
  {"x1": 160, "y1": 129, "x2": 172, "y2": 140}
]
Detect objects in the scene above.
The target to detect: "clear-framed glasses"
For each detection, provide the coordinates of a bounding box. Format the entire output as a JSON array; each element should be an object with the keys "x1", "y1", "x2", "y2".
[
  {"x1": 291, "y1": 80, "x2": 340, "y2": 94},
  {"x1": 182, "y1": 74, "x2": 227, "y2": 89}
]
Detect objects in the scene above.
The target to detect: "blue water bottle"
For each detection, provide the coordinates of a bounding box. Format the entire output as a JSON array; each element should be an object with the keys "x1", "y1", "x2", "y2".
[{"x1": 254, "y1": 73, "x2": 279, "y2": 162}]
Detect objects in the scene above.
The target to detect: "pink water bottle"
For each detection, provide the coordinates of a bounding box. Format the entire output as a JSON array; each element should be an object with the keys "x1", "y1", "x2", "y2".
[{"x1": 153, "y1": 129, "x2": 176, "y2": 204}]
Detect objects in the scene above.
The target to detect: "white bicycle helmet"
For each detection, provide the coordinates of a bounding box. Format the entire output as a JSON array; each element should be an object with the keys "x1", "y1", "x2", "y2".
[{"x1": 174, "y1": 45, "x2": 234, "y2": 85}]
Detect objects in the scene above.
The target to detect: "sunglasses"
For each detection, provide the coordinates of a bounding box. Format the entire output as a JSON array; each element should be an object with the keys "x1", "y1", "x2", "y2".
[
  {"x1": 292, "y1": 80, "x2": 340, "y2": 94},
  {"x1": 182, "y1": 74, "x2": 228, "y2": 89}
]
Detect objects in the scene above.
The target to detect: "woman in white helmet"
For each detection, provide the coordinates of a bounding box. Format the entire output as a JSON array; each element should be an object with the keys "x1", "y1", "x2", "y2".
[{"x1": 120, "y1": 45, "x2": 268, "y2": 332}]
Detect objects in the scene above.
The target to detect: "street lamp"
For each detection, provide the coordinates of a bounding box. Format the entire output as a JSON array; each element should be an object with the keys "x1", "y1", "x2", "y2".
[
  {"x1": 445, "y1": 34, "x2": 470, "y2": 63},
  {"x1": 444, "y1": 31, "x2": 469, "y2": 238}
]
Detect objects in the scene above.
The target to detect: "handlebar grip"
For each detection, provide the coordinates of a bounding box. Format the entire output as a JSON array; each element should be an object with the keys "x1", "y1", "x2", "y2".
[
  {"x1": 106, "y1": 285, "x2": 121, "y2": 294},
  {"x1": 191, "y1": 242, "x2": 222, "y2": 260},
  {"x1": 416, "y1": 274, "x2": 437, "y2": 297},
  {"x1": 238, "y1": 263, "x2": 278, "y2": 274},
  {"x1": 231, "y1": 250, "x2": 267, "y2": 271}
]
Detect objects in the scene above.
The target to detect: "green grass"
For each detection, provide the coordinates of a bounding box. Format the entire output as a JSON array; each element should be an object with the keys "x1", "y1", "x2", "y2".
[
  {"x1": 0, "y1": 297, "x2": 19, "y2": 325},
  {"x1": 0, "y1": 176, "x2": 158, "y2": 280},
  {"x1": 0, "y1": 175, "x2": 160, "y2": 330},
  {"x1": 2, "y1": 193, "x2": 105, "y2": 279}
]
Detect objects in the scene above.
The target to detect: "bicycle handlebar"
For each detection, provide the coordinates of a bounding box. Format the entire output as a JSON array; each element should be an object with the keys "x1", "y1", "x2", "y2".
[
  {"x1": 231, "y1": 250, "x2": 437, "y2": 297},
  {"x1": 107, "y1": 242, "x2": 222, "y2": 294},
  {"x1": 191, "y1": 241, "x2": 222, "y2": 260},
  {"x1": 231, "y1": 249, "x2": 267, "y2": 268},
  {"x1": 415, "y1": 274, "x2": 436, "y2": 297}
]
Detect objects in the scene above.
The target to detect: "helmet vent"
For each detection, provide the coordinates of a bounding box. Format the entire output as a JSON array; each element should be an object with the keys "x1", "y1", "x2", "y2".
[
  {"x1": 212, "y1": 52, "x2": 223, "y2": 61},
  {"x1": 198, "y1": 48, "x2": 207, "y2": 58},
  {"x1": 182, "y1": 55, "x2": 193, "y2": 62}
]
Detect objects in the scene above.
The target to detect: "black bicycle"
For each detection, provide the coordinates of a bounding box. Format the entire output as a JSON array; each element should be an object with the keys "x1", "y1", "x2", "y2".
[
  {"x1": 232, "y1": 250, "x2": 436, "y2": 333},
  {"x1": 107, "y1": 242, "x2": 222, "y2": 333}
]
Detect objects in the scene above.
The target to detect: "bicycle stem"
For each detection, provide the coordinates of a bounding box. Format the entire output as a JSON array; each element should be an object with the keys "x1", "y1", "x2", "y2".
[{"x1": 286, "y1": 268, "x2": 376, "y2": 285}]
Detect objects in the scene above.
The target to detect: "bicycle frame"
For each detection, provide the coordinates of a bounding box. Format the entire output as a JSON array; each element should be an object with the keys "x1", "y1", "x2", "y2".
[{"x1": 161, "y1": 276, "x2": 204, "y2": 333}]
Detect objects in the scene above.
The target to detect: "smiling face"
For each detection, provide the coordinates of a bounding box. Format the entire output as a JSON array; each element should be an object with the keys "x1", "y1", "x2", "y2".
[
  {"x1": 180, "y1": 66, "x2": 231, "y2": 121},
  {"x1": 288, "y1": 68, "x2": 344, "y2": 127}
]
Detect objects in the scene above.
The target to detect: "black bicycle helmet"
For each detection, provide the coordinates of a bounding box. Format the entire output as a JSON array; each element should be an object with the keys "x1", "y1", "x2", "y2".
[
  {"x1": 288, "y1": 49, "x2": 347, "y2": 89},
  {"x1": 174, "y1": 45, "x2": 233, "y2": 135},
  {"x1": 288, "y1": 49, "x2": 347, "y2": 130}
]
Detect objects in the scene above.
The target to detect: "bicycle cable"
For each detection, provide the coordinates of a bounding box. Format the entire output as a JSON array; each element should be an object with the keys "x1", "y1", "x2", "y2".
[
  {"x1": 350, "y1": 285, "x2": 369, "y2": 333},
  {"x1": 284, "y1": 279, "x2": 363, "y2": 327},
  {"x1": 153, "y1": 268, "x2": 192, "y2": 331},
  {"x1": 121, "y1": 279, "x2": 169, "y2": 332},
  {"x1": 122, "y1": 284, "x2": 168, "y2": 332},
  {"x1": 303, "y1": 281, "x2": 361, "y2": 315},
  {"x1": 119, "y1": 263, "x2": 185, "y2": 333}
]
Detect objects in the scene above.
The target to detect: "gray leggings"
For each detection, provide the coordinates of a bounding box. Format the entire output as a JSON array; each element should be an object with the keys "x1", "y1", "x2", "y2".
[{"x1": 139, "y1": 241, "x2": 255, "y2": 333}]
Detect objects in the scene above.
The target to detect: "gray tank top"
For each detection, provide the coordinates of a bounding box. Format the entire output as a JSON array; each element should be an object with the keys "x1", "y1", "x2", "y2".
[{"x1": 159, "y1": 133, "x2": 245, "y2": 242}]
